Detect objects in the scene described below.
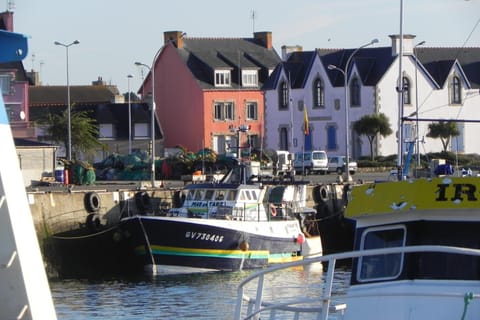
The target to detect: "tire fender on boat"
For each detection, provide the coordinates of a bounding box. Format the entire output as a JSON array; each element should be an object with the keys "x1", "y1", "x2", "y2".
[
  {"x1": 86, "y1": 213, "x2": 101, "y2": 233},
  {"x1": 84, "y1": 192, "x2": 101, "y2": 213},
  {"x1": 319, "y1": 185, "x2": 329, "y2": 203},
  {"x1": 135, "y1": 191, "x2": 151, "y2": 212}
]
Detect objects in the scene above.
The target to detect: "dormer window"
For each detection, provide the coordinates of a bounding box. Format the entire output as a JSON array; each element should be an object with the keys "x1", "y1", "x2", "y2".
[
  {"x1": 215, "y1": 70, "x2": 231, "y2": 87},
  {"x1": 242, "y1": 70, "x2": 258, "y2": 87},
  {"x1": 312, "y1": 77, "x2": 325, "y2": 108},
  {"x1": 450, "y1": 76, "x2": 462, "y2": 105}
]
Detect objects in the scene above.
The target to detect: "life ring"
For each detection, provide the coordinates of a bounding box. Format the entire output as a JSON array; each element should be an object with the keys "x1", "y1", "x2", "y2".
[
  {"x1": 84, "y1": 192, "x2": 101, "y2": 213},
  {"x1": 270, "y1": 204, "x2": 277, "y2": 217},
  {"x1": 135, "y1": 191, "x2": 151, "y2": 212},
  {"x1": 319, "y1": 185, "x2": 329, "y2": 203}
]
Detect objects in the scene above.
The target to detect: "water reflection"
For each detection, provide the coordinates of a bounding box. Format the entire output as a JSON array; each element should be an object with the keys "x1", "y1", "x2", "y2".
[{"x1": 51, "y1": 268, "x2": 350, "y2": 319}]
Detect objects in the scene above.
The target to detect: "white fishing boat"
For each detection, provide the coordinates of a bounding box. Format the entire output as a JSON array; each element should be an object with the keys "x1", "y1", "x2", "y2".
[
  {"x1": 120, "y1": 161, "x2": 323, "y2": 275},
  {"x1": 234, "y1": 176, "x2": 480, "y2": 320}
]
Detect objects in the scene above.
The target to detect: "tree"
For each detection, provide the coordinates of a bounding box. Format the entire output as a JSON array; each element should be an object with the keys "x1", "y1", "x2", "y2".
[
  {"x1": 353, "y1": 113, "x2": 393, "y2": 161},
  {"x1": 426, "y1": 121, "x2": 460, "y2": 152},
  {"x1": 38, "y1": 108, "x2": 105, "y2": 159}
]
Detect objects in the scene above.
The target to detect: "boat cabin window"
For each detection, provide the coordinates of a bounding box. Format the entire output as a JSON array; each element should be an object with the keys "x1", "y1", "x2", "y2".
[
  {"x1": 357, "y1": 225, "x2": 406, "y2": 282},
  {"x1": 186, "y1": 190, "x2": 195, "y2": 201},
  {"x1": 240, "y1": 190, "x2": 258, "y2": 201},
  {"x1": 194, "y1": 190, "x2": 204, "y2": 200},
  {"x1": 227, "y1": 190, "x2": 237, "y2": 201},
  {"x1": 205, "y1": 190, "x2": 215, "y2": 201},
  {"x1": 216, "y1": 191, "x2": 225, "y2": 200}
]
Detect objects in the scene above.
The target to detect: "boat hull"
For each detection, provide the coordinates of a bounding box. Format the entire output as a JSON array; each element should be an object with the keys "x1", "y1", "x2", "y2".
[{"x1": 121, "y1": 215, "x2": 306, "y2": 275}]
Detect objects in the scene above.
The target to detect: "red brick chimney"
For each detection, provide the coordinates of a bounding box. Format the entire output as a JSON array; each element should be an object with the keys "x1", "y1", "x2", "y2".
[
  {"x1": 164, "y1": 31, "x2": 185, "y2": 48},
  {"x1": 254, "y1": 31, "x2": 273, "y2": 49},
  {"x1": 0, "y1": 11, "x2": 14, "y2": 32}
]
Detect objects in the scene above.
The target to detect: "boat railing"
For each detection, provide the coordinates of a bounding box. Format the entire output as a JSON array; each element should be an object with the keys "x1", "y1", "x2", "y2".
[{"x1": 234, "y1": 245, "x2": 480, "y2": 320}]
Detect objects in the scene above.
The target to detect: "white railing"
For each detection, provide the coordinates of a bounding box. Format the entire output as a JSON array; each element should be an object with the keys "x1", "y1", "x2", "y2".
[{"x1": 234, "y1": 245, "x2": 480, "y2": 320}]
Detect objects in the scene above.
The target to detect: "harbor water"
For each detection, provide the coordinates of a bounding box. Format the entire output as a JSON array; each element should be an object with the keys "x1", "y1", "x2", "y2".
[{"x1": 51, "y1": 268, "x2": 351, "y2": 319}]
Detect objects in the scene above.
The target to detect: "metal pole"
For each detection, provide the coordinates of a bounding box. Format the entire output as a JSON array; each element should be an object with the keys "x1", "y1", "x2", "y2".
[
  {"x1": 414, "y1": 41, "x2": 425, "y2": 177},
  {"x1": 396, "y1": 0, "x2": 405, "y2": 180},
  {"x1": 328, "y1": 38, "x2": 378, "y2": 182},
  {"x1": 127, "y1": 74, "x2": 133, "y2": 154},
  {"x1": 54, "y1": 40, "x2": 79, "y2": 161}
]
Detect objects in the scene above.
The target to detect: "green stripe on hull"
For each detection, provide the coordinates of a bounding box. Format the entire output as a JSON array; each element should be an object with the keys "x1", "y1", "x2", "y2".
[{"x1": 135, "y1": 245, "x2": 270, "y2": 259}]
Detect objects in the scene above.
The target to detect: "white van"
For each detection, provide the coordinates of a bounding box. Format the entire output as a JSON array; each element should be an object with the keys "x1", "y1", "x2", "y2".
[
  {"x1": 293, "y1": 150, "x2": 328, "y2": 175},
  {"x1": 274, "y1": 150, "x2": 293, "y2": 176}
]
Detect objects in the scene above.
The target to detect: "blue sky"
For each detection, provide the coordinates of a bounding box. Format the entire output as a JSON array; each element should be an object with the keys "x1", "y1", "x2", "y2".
[{"x1": 11, "y1": 0, "x2": 479, "y2": 93}]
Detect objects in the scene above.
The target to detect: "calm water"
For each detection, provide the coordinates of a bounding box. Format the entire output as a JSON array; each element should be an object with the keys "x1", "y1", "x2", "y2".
[{"x1": 50, "y1": 268, "x2": 351, "y2": 320}]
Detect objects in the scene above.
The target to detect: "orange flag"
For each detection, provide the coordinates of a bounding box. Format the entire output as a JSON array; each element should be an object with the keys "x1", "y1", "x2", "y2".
[{"x1": 303, "y1": 107, "x2": 309, "y2": 135}]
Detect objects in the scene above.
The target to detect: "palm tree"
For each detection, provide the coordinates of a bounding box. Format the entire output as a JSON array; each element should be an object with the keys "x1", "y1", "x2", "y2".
[
  {"x1": 38, "y1": 108, "x2": 104, "y2": 159},
  {"x1": 353, "y1": 113, "x2": 393, "y2": 160},
  {"x1": 426, "y1": 121, "x2": 460, "y2": 153}
]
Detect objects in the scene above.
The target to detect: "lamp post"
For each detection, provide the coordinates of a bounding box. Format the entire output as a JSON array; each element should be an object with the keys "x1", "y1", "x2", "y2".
[
  {"x1": 414, "y1": 41, "x2": 425, "y2": 177},
  {"x1": 54, "y1": 40, "x2": 79, "y2": 161},
  {"x1": 127, "y1": 74, "x2": 133, "y2": 154},
  {"x1": 327, "y1": 38, "x2": 378, "y2": 182},
  {"x1": 135, "y1": 60, "x2": 157, "y2": 188}
]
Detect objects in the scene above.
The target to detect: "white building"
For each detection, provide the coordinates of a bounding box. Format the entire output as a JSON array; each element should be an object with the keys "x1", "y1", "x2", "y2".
[{"x1": 263, "y1": 35, "x2": 480, "y2": 160}]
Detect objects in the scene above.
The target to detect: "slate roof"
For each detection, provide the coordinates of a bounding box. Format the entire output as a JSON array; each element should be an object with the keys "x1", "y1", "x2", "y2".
[
  {"x1": 29, "y1": 85, "x2": 120, "y2": 107},
  {"x1": 264, "y1": 46, "x2": 480, "y2": 91},
  {"x1": 176, "y1": 37, "x2": 281, "y2": 89},
  {"x1": 415, "y1": 47, "x2": 480, "y2": 89},
  {"x1": 263, "y1": 51, "x2": 317, "y2": 90}
]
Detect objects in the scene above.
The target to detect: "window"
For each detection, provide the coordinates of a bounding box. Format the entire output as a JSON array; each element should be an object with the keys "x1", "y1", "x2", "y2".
[
  {"x1": 134, "y1": 123, "x2": 149, "y2": 138},
  {"x1": 0, "y1": 74, "x2": 12, "y2": 95},
  {"x1": 242, "y1": 70, "x2": 258, "y2": 87},
  {"x1": 246, "y1": 102, "x2": 258, "y2": 120},
  {"x1": 312, "y1": 78, "x2": 325, "y2": 108},
  {"x1": 403, "y1": 77, "x2": 411, "y2": 105},
  {"x1": 99, "y1": 124, "x2": 116, "y2": 139},
  {"x1": 214, "y1": 102, "x2": 235, "y2": 121},
  {"x1": 215, "y1": 70, "x2": 231, "y2": 87},
  {"x1": 358, "y1": 226, "x2": 406, "y2": 282},
  {"x1": 279, "y1": 127, "x2": 288, "y2": 150},
  {"x1": 350, "y1": 77, "x2": 361, "y2": 107},
  {"x1": 247, "y1": 134, "x2": 259, "y2": 149},
  {"x1": 451, "y1": 76, "x2": 462, "y2": 104},
  {"x1": 327, "y1": 125, "x2": 337, "y2": 150},
  {"x1": 278, "y1": 81, "x2": 289, "y2": 109}
]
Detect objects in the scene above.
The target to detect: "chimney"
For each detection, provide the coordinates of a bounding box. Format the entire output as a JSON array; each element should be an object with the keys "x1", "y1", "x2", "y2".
[
  {"x1": 0, "y1": 11, "x2": 14, "y2": 32},
  {"x1": 389, "y1": 34, "x2": 416, "y2": 56},
  {"x1": 164, "y1": 31, "x2": 185, "y2": 48},
  {"x1": 281, "y1": 45, "x2": 303, "y2": 61},
  {"x1": 254, "y1": 31, "x2": 273, "y2": 49}
]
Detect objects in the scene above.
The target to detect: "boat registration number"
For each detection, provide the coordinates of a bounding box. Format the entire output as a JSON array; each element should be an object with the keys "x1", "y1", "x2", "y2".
[{"x1": 185, "y1": 231, "x2": 224, "y2": 242}]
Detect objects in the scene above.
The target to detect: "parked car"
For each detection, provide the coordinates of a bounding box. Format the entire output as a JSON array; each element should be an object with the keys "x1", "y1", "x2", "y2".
[
  {"x1": 327, "y1": 156, "x2": 357, "y2": 175},
  {"x1": 293, "y1": 150, "x2": 328, "y2": 175},
  {"x1": 274, "y1": 150, "x2": 293, "y2": 176}
]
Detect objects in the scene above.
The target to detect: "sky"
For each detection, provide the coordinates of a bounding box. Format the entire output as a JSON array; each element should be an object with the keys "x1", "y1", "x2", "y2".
[{"x1": 10, "y1": 0, "x2": 480, "y2": 94}]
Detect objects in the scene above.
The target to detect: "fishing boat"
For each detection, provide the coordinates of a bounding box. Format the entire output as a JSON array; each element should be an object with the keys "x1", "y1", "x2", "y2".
[
  {"x1": 234, "y1": 176, "x2": 480, "y2": 319},
  {"x1": 120, "y1": 161, "x2": 322, "y2": 275}
]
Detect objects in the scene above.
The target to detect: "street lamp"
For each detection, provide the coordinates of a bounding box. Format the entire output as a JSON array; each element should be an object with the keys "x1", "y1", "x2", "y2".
[
  {"x1": 127, "y1": 74, "x2": 133, "y2": 154},
  {"x1": 414, "y1": 41, "x2": 425, "y2": 177},
  {"x1": 54, "y1": 40, "x2": 79, "y2": 161},
  {"x1": 327, "y1": 38, "x2": 379, "y2": 182},
  {"x1": 135, "y1": 61, "x2": 156, "y2": 188}
]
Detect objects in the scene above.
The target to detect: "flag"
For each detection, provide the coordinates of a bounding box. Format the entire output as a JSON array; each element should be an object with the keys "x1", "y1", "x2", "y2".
[{"x1": 303, "y1": 107, "x2": 309, "y2": 135}]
